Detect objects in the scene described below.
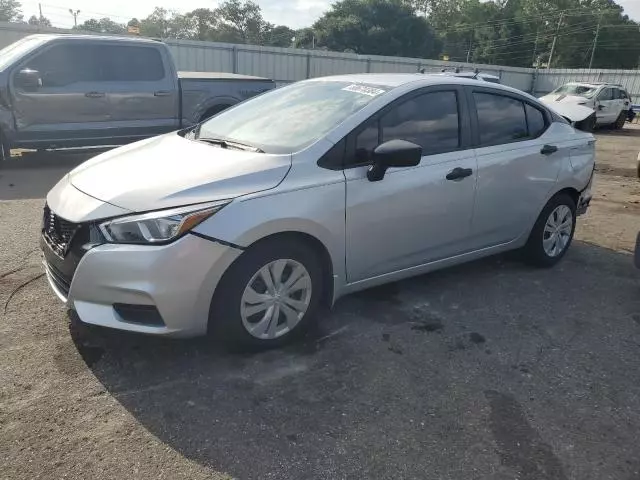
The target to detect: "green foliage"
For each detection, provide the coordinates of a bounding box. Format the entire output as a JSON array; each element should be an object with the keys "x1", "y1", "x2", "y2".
[
  {"x1": 74, "y1": 18, "x2": 126, "y2": 35},
  {"x1": 28, "y1": 15, "x2": 51, "y2": 27},
  {"x1": 0, "y1": 0, "x2": 22, "y2": 22},
  {"x1": 313, "y1": 0, "x2": 441, "y2": 57}
]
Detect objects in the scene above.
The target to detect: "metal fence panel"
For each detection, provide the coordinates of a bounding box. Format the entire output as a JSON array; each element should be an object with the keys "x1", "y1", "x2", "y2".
[{"x1": 4, "y1": 20, "x2": 640, "y2": 98}]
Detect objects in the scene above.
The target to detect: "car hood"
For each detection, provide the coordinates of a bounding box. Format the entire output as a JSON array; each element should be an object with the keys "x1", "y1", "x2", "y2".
[
  {"x1": 69, "y1": 133, "x2": 291, "y2": 212},
  {"x1": 539, "y1": 94, "x2": 595, "y2": 122}
]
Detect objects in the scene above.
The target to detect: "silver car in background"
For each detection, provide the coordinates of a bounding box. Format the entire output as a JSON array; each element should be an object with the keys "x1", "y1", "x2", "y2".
[{"x1": 41, "y1": 74, "x2": 595, "y2": 348}]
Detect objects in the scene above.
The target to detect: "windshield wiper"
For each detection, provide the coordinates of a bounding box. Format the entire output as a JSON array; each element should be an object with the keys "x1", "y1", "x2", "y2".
[{"x1": 197, "y1": 136, "x2": 264, "y2": 153}]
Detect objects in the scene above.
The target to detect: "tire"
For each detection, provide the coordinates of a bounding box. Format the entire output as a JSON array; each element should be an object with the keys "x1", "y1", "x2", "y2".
[
  {"x1": 614, "y1": 111, "x2": 626, "y2": 129},
  {"x1": 209, "y1": 238, "x2": 324, "y2": 350},
  {"x1": 0, "y1": 132, "x2": 10, "y2": 163},
  {"x1": 523, "y1": 193, "x2": 577, "y2": 268}
]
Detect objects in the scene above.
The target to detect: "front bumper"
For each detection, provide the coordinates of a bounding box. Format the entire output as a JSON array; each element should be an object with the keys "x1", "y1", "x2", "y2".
[{"x1": 43, "y1": 233, "x2": 241, "y2": 337}]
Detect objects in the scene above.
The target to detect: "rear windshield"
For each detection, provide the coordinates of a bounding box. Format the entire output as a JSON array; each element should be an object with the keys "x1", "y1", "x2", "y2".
[
  {"x1": 551, "y1": 84, "x2": 598, "y2": 98},
  {"x1": 198, "y1": 80, "x2": 390, "y2": 154}
]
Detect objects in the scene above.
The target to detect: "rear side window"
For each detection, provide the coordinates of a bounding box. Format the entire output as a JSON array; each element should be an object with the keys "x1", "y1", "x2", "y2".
[
  {"x1": 525, "y1": 104, "x2": 547, "y2": 138},
  {"x1": 380, "y1": 91, "x2": 460, "y2": 155},
  {"x1": 101, "y1": 45, "x2": 165, "y2": 82},
  {"x1": 474, "y1": 92, "x2": 528, "y2": 146}
]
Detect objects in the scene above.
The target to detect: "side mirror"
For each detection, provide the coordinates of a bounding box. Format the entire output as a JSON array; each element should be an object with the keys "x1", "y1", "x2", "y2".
[
  {"x1": 15, "y1": 69, "x2": 41, "y2": 92},
  {"x1": 596, "y1": 103, "x2": 605, "y2": 111},
  {"x1": 367, "y1": 139, "x2": 422, "y2": 182}
]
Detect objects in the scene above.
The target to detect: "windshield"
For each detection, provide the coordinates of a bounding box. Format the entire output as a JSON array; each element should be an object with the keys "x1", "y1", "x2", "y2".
[
  {"x1": 197, "y1": 80, "x2": 389, "y2": 153},
  {"x1": 551, "y1": 84, "x2": 598, "y2": 98},
  {"x1": 0, "y1": 36, "x2": 50, "y2": 71}
]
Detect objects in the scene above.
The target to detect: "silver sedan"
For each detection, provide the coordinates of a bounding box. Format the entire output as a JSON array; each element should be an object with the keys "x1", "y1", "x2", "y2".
[{"x1": 41, "y1": 74, "x2": 595, "y2": 348}]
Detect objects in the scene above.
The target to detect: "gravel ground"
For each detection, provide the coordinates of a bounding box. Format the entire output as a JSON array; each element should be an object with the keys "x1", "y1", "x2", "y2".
[{"x1": 1, "y1": 129, "x2": 640, "y2": 480}]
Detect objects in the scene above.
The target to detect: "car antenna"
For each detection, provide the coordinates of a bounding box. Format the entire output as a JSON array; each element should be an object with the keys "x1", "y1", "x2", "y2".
[{"x1": 472, "y1": 68, "x2": 480, "y2": 79}]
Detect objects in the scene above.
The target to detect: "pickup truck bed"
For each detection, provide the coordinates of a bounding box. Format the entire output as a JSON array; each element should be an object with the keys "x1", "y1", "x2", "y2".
[{"x1": 178, "y1": 72, "x2": 274, "y2": 125}]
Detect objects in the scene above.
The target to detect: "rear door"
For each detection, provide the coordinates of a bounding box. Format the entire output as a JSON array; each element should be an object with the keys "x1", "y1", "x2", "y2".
[
  {"x1": 467, "y1": 88, "x2": 567, "y2": 248},
  {"x1": 11, "y1": 42, "x2": 110, "y2": 146},
  {"x1": 101, "y1": 43, "x2": 179, "y2": 139}
]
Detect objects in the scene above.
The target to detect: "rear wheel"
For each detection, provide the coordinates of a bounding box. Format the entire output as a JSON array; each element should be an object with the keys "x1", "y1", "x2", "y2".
[
  {"x1": 614, "y1": 111, "x2": 627, "y2": 129},
  {"x1": 209, "y1": 238, "x2": 323, "y2": 349},
  {"x1": 523, "y1": 194, "x2": 577, "y2": 268}
]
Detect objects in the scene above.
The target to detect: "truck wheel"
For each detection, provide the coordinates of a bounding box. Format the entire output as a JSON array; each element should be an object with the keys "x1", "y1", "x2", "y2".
[
  {"x1": 0, "y1": 133, "x2": 10, "y2": 163},
  {"x1": 614, "y1": 111, "x2": 626, "y2": 129},
  {"x1": 200, "y1": 104, "x2": 232, "y2": 123}
]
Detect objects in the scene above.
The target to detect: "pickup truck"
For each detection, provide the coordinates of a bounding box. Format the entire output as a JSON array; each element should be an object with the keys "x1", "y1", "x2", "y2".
[{"x1": 0, "y1": 34, "x2": 275, "y2": 161}]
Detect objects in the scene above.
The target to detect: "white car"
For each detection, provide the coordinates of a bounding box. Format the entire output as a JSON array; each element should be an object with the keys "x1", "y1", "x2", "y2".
[
  {"x1": 540, "y1": 82, "x2": 631, "y2": 129},
  {"x1": 41, "y1": 74, "x2": 596, "y2": 348}
]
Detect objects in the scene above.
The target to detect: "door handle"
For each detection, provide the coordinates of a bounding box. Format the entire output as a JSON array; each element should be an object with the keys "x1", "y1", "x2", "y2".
[
  {"x1": 85, "y1": 92, "x2": 105, "y2": 98},
  {"x1": 446, "y1": 167, "x2": 473, "y2": 181},
  {"x1": 540, "y1": 144, "x2": 558, "y2": 155},
  {"x1": 154, "y1": 90, "x2": 172, "y2": 97}
]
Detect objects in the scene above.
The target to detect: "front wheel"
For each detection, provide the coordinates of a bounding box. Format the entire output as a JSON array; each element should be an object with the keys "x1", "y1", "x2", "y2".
[
  {"x1": 209, "y1": 238, "x2": 323, "y2": 349},
  {"x1": 614, "y1": 111, "x2": 627, "y2": 129},
  {"x1": 523, "y1": 194, "x2": 577, "y2": 267}
]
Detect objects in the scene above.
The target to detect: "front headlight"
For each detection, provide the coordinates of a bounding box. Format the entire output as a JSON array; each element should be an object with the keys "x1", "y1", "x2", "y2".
[{"x1": 99, "y1": 201, "x2": 229, "y2": 244}]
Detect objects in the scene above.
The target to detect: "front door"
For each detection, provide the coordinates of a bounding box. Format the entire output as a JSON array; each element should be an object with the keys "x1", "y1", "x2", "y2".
[
  {"x1": 345, "y1": 88, "x2": 477, "y2": 283},
  {"x1": 468, "y1": 89, "x2": 566, "y2": 247},
  {"x1": 595, "y1": 87, "x2": 618, "y2": 124},
  {"x1": 12, "y1": 42, "x2": 111, "y2": 147}
]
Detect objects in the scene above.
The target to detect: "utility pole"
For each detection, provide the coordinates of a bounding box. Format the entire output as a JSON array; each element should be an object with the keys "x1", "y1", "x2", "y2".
[
  {"x1": 548, "y1": 12, "x2": 564, "y2": 69},
  {"x1": 589, "y1": 12, "x2": 603, "y2": 69},
  {"x1": 69, "y1": 9, "x2": 80, "y2": 27},
  {"x1": 532, "y1": 27, "x2": 539, "y2": 66},
  {"x1": 38, "y1": 3, "x2": 43, "y2": 20},
  {"x1": 466, "y1": 36, "x2": 472, "y2": 63}
]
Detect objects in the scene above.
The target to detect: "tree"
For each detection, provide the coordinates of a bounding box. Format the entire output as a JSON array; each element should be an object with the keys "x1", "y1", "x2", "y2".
[
  {"x1": 28, "y1": 14, "x2": 51, "y2": 27},
  {"x1": 0, "y1": 0, "x2": 23, "y2": 22},
  {"x1": 313, "y1": 0, "x2": 441, "y2": 57},
  {"x1": 185, "y1": 8, "x2": 218, "y2": 41},
  {"x1": 263, "y1": 25, "x2": 295, "y2": 47},
  {"x1": 216, "y1": 0, "x2": 266, "y2": 44},
  {"x1": 75, "y1": 18, "x2": 126, "y2": 34}
]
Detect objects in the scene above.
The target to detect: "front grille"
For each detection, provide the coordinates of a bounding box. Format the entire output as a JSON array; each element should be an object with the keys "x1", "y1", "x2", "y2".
[
  {"x1": 43, "y1": 205, "x2": 79, "y2": 257},
  {"x1": 46, "y1": 261, "x2": 71, "y2": 297}
]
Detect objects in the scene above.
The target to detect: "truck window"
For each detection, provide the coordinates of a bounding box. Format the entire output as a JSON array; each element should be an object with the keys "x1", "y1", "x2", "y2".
[
  {"x1": 21, "y1": 44, "x2": 103, "y2": 87},
  {"x1": 102, "y1": 45, "x2": 165, "y2": 82}
]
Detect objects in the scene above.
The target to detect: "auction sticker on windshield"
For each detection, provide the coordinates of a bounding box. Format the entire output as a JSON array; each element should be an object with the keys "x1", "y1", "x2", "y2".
[{"x1": 342, "y1": 84, "x2": 386, "y2": 97}]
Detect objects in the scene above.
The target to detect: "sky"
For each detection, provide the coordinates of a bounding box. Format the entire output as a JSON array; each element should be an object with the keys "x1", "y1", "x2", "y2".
[{"x1": 18, "y1": 0, "x2": 640, "y2": 31}]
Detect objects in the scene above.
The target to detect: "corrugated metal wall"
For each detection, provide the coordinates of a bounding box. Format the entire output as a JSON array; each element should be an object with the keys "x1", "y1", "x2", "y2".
[{"x1": 1, "y1": 21, "x2": 639, "y2": 97}]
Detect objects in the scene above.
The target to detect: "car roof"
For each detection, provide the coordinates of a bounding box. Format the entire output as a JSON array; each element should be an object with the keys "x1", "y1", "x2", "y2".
[
  {"x1": 26, "y1": 33, "x2": 161, "y2": 45},
  {"x1": 309, "y1": 73, "x2": 520, "y2": 93}
]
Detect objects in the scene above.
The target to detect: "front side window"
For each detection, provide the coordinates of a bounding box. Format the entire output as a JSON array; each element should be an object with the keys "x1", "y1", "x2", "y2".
[
  {"x1": 198, "y1": 80, "x2": 389, "y2": 154},
  {"x1": 597, "y1": 88, "x2": 614, "y2": 101},
  {"x1": 474, "y1": 92, "x2": 528, "y2": 146},
  {"x1": 21, "y1": 44, "x2": 103, "y2": 88},
  {"x1": 380, "y1": 91, "x2": 460, "y2": 155}
]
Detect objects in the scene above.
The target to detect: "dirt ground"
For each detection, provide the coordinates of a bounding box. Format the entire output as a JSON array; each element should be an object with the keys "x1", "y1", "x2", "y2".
[{"x1": 1, "y1": 127, "x2": 640, "y2": 480}]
